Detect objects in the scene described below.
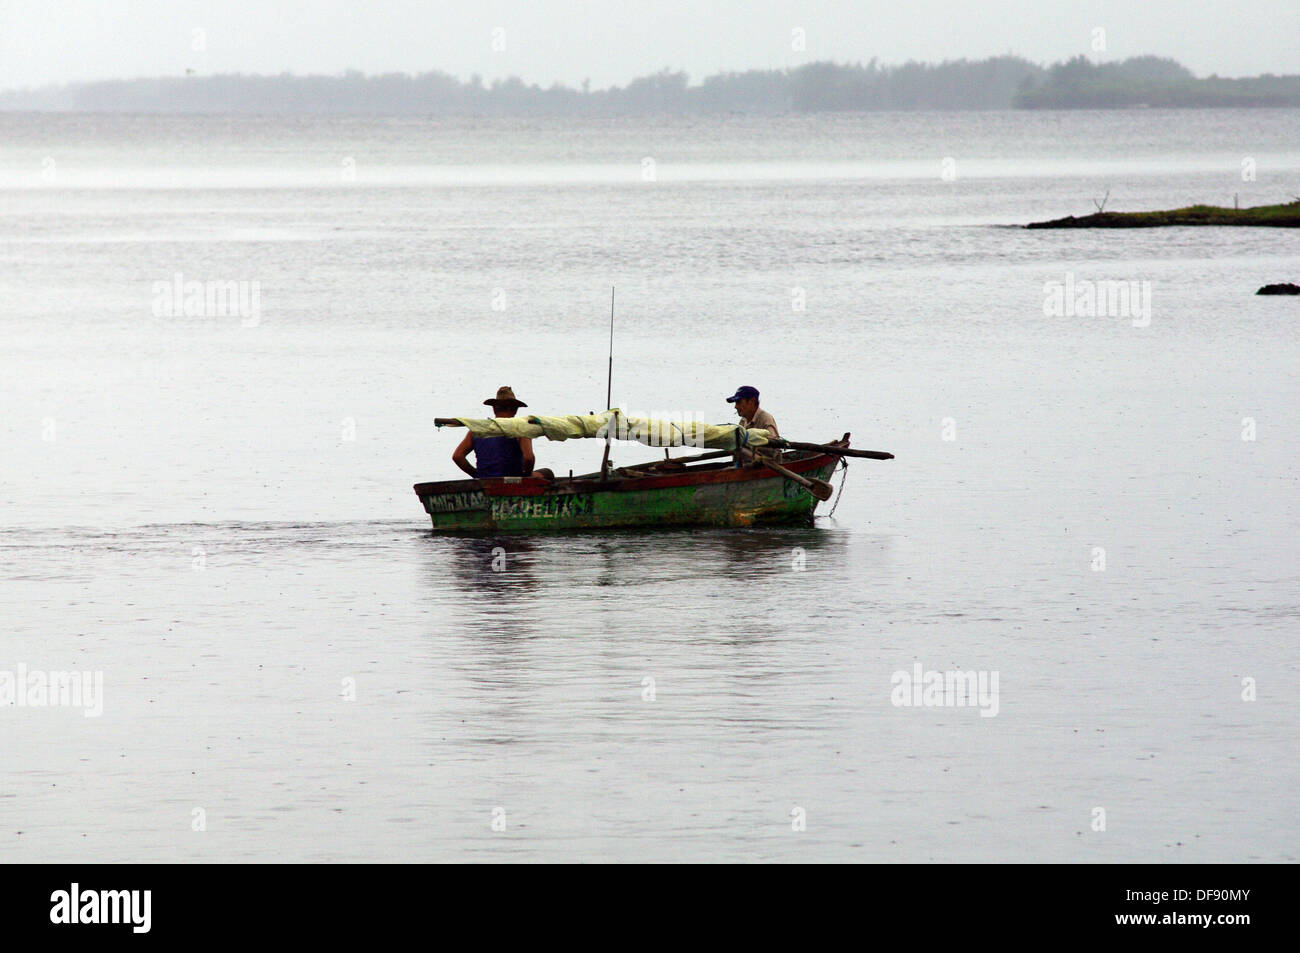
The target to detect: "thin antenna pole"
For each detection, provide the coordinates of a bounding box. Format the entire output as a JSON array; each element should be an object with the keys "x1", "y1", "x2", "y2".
[
  {"x1": 605, "y1": 286, "x2": 614, "y2": 410},
  {"x1": 600, "y1": 287, "x2": 615, "y2": 480}
]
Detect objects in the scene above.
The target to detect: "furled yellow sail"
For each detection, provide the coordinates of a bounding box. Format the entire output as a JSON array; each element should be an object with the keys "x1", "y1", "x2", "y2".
[{"x1": 446, "y1": 410, "x2": 772, "y2": 450}]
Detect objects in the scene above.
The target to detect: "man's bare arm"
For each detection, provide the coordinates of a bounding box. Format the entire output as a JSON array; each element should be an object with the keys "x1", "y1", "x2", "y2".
[
  {"x1": 452, "y1": 432, "x2": 477, "y2": 477},
  {"x1": 520, "y1": 438, "x2": 535, "y2": 476}
]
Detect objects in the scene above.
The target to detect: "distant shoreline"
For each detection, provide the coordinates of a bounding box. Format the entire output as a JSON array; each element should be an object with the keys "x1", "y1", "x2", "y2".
[
  {"x1": 5, "y1": 55, "x2": 1299, "y2": 115},
  {"x1": 1027, "y1": 201, "x2": 1300, "y2": 229}
]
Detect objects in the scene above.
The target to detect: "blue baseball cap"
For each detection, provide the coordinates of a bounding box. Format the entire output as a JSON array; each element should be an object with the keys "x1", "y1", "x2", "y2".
[{"x1": 725, "y1": 385, "x2": 760, "y2": 403}]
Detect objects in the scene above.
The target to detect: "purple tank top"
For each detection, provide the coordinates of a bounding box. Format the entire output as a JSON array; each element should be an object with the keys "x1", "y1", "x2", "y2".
[{"x1": 472, "y1": 436, "x2": 525, "y2": 477}]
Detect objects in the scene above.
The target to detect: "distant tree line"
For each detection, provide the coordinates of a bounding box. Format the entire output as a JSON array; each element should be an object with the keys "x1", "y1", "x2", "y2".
[
  {"x1": 4, "y1": 56, "x2": 1299, "y2": 114},
  {"x1": 1013, "y1": 55, "x2": 1300, "y2": 108}
]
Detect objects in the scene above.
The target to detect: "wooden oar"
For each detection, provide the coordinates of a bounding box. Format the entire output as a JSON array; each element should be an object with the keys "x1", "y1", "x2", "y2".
[
  {"x1": 647, "y1": 448, "x2": 734, "y2": 466},
  {"x1": 759, "y1": 457, "x2": 834, "y2": 501},
  {"x1": 770, "y1": 438, "x2": 893, "y2": 460}
]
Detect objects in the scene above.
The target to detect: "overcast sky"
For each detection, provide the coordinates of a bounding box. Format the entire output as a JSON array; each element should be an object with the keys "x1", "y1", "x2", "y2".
[{"x1": 3, "y1": 0, "x2": 1298, "y2": 90}]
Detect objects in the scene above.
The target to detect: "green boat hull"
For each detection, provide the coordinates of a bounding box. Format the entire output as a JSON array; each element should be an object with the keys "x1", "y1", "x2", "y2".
[{"x1": 414, "y1": 456, "x2": 838, "y2": 532}]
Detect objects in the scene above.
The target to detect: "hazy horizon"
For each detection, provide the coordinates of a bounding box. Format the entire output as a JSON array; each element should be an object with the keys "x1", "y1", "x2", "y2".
[{"x1": 3, "y1": 0, "x2": 1299, "y2": 92}]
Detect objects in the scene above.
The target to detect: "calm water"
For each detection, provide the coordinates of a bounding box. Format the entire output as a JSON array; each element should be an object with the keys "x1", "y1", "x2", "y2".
[{"x1": 2, "y1": 110, "x2": 1298, "y2": 862}]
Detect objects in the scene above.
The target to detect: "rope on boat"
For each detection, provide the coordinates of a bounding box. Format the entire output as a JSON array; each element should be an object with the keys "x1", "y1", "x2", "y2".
[{"x1": 826, "y1": 457, "x2": 849, "y2": 518}]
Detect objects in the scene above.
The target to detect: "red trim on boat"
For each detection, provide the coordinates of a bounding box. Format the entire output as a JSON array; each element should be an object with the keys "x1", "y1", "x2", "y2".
[{"x1": 474, "y1": 453, "x2": 835, "y2": 497}]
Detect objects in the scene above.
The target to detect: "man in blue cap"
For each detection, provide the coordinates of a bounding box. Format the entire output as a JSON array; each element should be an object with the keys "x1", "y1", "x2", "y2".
[{"x1": 726, "y1": 385, "x2": 780, "y2": 461}]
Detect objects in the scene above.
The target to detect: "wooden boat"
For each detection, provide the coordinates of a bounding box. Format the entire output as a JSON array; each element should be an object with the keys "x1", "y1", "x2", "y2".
[{"x1": 414, "y1": 442, "x2": 846, "y2": 532}]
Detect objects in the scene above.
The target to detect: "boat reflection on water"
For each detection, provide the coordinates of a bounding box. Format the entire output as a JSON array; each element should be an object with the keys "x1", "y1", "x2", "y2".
[
  {"x1": 421, "y1": 525, "x2": 860, "y2": 642},
  {"x1": 435, "y1": 534, "x2": 544, "y2": 594},
  {"x1": 416, "y1": 526, "x2": 869, "y2": 747}
]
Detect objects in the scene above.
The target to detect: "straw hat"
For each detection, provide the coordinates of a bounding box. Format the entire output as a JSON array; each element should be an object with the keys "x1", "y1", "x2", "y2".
[{"x1": 484, "y1": 385, "x2": 527, "y2": 408}]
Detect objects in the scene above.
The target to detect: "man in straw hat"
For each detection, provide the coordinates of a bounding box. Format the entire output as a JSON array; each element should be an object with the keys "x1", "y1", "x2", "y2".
[{"x1": 452, "y1": 386, "x2": 537, "y2": 478}]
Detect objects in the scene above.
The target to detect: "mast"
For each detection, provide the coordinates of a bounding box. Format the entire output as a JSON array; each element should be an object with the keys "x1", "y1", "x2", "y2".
[
  {"x1": 600, "y1": 287, "x2": 615, "y2": 480},
  {"x1": 605, "y1": 286, "x2": 614, "y2": 411}
]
